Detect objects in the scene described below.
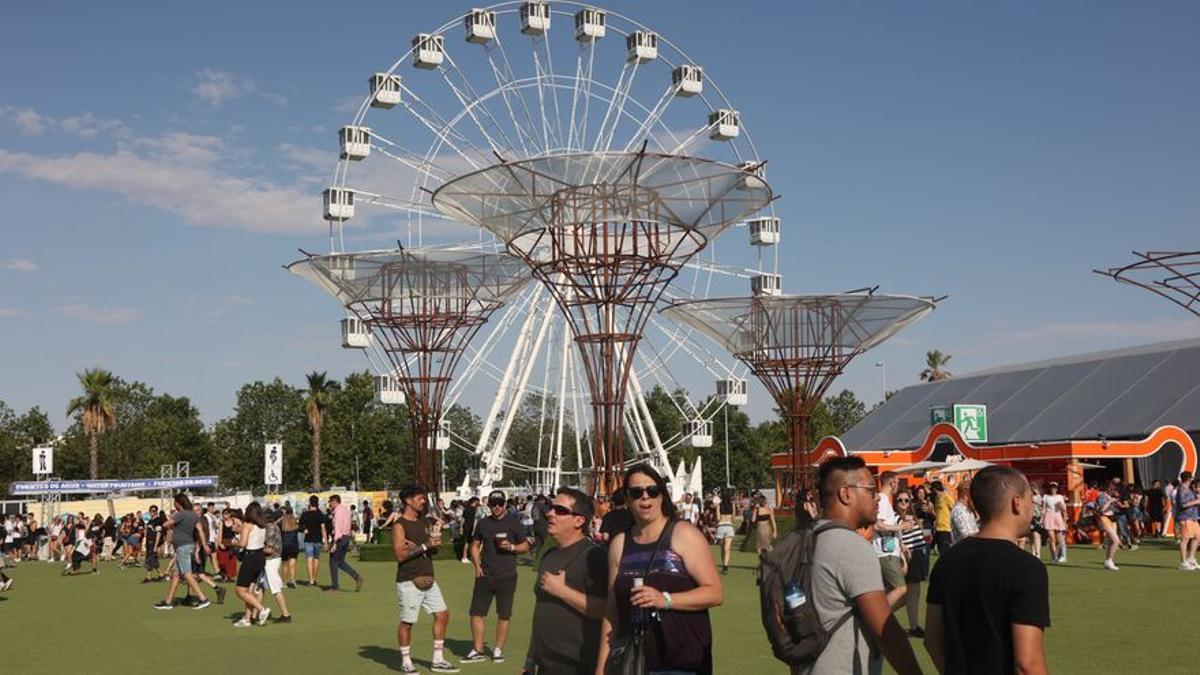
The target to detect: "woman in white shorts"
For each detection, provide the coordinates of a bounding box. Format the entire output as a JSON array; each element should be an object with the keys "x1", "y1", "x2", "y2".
[
  {"x1": 714, "y1": 490, "x2": 737, "y2": 574},
  {"x1": 260, "y1": 513, "x2": 293, "y2": 623}
]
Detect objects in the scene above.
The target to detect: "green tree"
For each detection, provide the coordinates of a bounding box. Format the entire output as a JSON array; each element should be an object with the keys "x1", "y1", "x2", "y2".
[
  {"x1": 920, "y1": 350, "x2": 953, "y2": 382},
  {"x1": 303, "y1": 371, "x2": 337, "y2": 490},
  {"x1": 211, "y1": 378, "x2": 308, "y2": 490},
  {"x1": 809, "y1": 389, "x2": 868, "y2": 441},
  {"x1": 66, "y1": 368, "x2": 118, "y2": 479}
]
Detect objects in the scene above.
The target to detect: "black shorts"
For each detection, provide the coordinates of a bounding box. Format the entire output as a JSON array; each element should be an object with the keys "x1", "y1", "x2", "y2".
[
  {"x1": 470, "y1": 574, "x2": 518, "y2": 619},
  {"x1": 904, "y1": 547, "x2": 930, "y2": 584},
  {"x1": 237, "y1": 550, "x2": 266, "y2": 588},
  {"x1": 145, "y1": 550, "x2": 159, "y2": 571},
  {"x1": 281, "y1": 545, "x2": 299, "y2": 561}
]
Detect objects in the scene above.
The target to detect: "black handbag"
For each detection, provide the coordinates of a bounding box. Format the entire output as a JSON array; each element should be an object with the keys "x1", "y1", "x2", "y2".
[{"x1": 604, "y1": 520, "x2": 676, "y2": 675}]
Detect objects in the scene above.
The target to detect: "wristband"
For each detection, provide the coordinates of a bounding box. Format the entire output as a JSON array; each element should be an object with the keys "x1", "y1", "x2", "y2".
[{"x1": 663, "y1": 591, "x2": 672, "y2": 610}]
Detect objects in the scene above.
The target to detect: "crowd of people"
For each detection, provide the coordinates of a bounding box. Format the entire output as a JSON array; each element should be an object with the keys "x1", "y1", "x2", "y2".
[{"x1": 11, "y1": 462, "x2": 1194, "y2": 673}]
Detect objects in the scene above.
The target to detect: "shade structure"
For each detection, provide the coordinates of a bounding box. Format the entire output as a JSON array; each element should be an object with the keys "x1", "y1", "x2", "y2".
[
  {"x1": 288, "y1": 247, "x2": 530, "y2": 489},
  {"x1": 433, "y1": 151, "x2": 772, "y2": 494},
  {"x1": 893, "y1": 460, "x2": 951, "y2": 475},
  {"x1": 1095, "y1": 251, "x2": 1200, "y2": 318},
  {"x1": 661, "y1": 293, "x2": 937, "y2": 500},
  {"x1": 939, "y1": 458, "x2": 994, "y2": 474}
]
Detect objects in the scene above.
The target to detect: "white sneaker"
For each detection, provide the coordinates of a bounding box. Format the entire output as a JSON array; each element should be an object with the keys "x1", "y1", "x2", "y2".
[
  {"x1": 492, "y1": 648, "x2": 504, "y2": 663},
  {"x1": 1189, "y1": 559, "x2": 1199, "y2": 570},
  {"x1": 1104, "y1": 559, "x2": 1119, "y2": 571},
  {"x1": 460, "y1": 650, "x2": 487, "y2": 664},
  {"x1": 257, "y1": 607, "x2": 271, "y2": 626},
  {"x1": 233, "y1": 618, "x2": 252, "y2": 628}
]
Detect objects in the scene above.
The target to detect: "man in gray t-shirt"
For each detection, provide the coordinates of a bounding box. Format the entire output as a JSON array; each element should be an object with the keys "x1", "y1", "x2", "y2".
[
  {"x1": 155, "y1": 493, "x2": 211, "y2": 611},
  {"x1": 801, "y1": 458, "x2": 921, "y2": 675},
  {"x1": 807, "y1": 522, "x2": 886, "y2": 674}
]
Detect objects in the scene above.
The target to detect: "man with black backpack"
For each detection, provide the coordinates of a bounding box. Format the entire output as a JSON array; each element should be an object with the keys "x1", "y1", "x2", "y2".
[{"x1": 761, "y1": 456, "x2": 921, "y2": 674}]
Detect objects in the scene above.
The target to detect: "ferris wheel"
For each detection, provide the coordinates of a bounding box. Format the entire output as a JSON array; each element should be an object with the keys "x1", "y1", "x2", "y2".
[{"x1": 318, "y1": 2, "x2": 782, "y2": 494}]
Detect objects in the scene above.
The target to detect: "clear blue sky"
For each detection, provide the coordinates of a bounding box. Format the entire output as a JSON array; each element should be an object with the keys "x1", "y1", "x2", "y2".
[{"x1": 2, "y1": 1, "x2": 1198, "y2": 431}]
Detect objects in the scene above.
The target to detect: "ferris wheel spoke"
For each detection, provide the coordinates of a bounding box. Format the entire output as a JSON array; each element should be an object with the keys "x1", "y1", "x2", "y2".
[
  {"x1": 485, "y1": 35, "x2": 544, "y2": 156},
  {"x1": 437, "y1": 59, "x2": 514, "y2": 158},
  {"x1": 533, "y1": 35, "x2": 567, "y2": 152},
  {"x1": 369, "y1": 136, "x2": 455, "y2": 181},
  {"x1": 398, "y1": 97, "x2": 489, "y2": 172}
]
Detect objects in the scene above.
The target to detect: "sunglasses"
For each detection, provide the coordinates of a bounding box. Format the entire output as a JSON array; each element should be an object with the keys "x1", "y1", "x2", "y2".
[
  {"x1": 549, "y1": 504, "x2": 583, "y2": 518},
  {"x1": 627, "y1": 485, "x2": 663, "y2": 500},
  {"x1": 896, "y1": 498, "x2": 911, "y2": 503},
  {"x1": 488, "y1": 499, "x2": 506, "y2": 507}
]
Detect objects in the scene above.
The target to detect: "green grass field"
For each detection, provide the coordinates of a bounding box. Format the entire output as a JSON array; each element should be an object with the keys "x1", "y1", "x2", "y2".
[{"x1": 1, "y1": 538, "x2": 1193, "y2": 674}]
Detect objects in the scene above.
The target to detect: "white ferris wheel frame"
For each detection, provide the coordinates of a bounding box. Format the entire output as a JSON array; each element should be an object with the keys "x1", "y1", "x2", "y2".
[{"x1": 323, "y1": 1, "x2": 782, "y2": 494}]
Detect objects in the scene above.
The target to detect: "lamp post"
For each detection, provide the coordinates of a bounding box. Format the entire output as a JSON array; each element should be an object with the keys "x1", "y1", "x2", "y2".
[{"x1": 875, "y1": 361, "x2": 887, "y2": 403}]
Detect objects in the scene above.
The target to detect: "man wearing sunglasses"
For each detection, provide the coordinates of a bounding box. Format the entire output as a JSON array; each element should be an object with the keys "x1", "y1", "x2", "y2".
[
  {"x1": 521, "y1": 488, "x2": 607, "y2": 674},
  {"x1": 803, "y1": 456, "x2": 922, "y2": 675},
  {"x1": 465, "y1": 490, "x2": 531, "y2": 664}
]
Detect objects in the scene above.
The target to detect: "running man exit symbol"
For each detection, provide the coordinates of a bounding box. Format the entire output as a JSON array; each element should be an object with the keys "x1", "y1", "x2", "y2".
[{"x1": 953, "y1": 405, "x2": 988, "y2": 443}]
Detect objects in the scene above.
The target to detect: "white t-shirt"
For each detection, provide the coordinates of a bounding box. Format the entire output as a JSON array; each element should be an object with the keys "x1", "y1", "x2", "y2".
[
  {"x1": 873, "y1": 493, "x2": 901, "y2": 558},
  {"x1": 1043, "y1": 494, "x2": 1066, "y2": 514},
  {"x1": 679, "y1": 501, "x2": 699, "y2": 524},
  {"x1": 75, "y1": 531, "x2": 92, "y2": 556}
]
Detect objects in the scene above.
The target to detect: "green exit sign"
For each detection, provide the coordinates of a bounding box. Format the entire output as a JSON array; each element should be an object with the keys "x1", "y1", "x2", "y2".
[{"x1": 930, "y1": 404, "x2": 988, "y2": 443}]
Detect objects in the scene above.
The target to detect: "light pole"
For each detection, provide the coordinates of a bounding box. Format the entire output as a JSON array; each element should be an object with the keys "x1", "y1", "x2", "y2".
[
  {"x1": 875, "y1": 361, "x2": 887, "y2": 403},
  {"x1": 724, "y1": 404, "x2": 731, "y2": 489}
]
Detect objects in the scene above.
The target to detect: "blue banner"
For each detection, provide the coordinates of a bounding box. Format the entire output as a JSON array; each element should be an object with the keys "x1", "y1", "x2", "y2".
[{"x1": 8, "y1": 476, "x2": 220, "y2": 495}]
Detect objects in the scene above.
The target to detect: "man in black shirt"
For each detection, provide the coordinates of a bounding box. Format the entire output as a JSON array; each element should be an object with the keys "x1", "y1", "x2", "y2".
[
  {"x1": 298, "y1": 495, "x2": 327, "y2": 586},
  {"x1": 464, "y1": 490, "x2": 530, "y2": 664},
  {"x1": 1147, "y1": 479, "x2": 1167, "y2": 538},
  {"x1": 598, "y1": 489, "x2": 633, "y2": 545},
  {"x1": 926, "y1": 466, "x2": 1049, "y2": 675},
  {"x1": 522, "y1": 487, "x2": 607, "y2": 674},
  {"x1": 142, "y1": 506, "x2": 164, "y2": 582}
]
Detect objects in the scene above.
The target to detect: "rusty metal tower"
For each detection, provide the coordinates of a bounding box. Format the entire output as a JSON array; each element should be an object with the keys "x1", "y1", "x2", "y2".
[
  {"x1": 662, "y1": 292, "x2": 937, "y2": 501},
  {"x1": 288, "y1": 248, "x2": 529, "y2": 489},
  {"x1": 433, "y1": 152, "x2": 772, "y2": 493}
]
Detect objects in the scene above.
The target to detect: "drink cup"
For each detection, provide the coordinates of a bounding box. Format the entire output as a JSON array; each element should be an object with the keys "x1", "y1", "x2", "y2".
[
  {"x1": 429, "y1": 521, "x2": 442, "y2": 547},
  {"x1": 495, "y1": 532, "x2": 509, "y2": 551}
]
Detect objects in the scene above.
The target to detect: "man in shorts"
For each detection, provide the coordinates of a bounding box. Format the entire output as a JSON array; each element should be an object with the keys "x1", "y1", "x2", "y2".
[
  {"x1": 464, "y1": 490, "x2": 530, "y2": 664},
  {"x1": 1174, "y1": 472, "x2": 1200, "y2": 570},
  {"x1": 155, "y1": 493, "x2": 211, "y2": 610},
  {"x1": 392, "y1": 485, "x2": 458, "y2": 673},
  {"x1": 299, "y1": 495, "x2": 327, "y2": 586},
  {"x1": 873, "y1": 471, "x2": 908, "y2": 609}
]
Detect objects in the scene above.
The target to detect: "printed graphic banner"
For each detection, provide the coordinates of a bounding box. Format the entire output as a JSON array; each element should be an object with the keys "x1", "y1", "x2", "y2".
[{"x1": 8, "y1": 476, "x2": 220, "y2": 495}]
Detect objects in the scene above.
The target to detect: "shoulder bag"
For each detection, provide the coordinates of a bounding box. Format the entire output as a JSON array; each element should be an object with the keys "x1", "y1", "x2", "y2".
[{"x1": 605, "y1": 520, "x2": 677, "y2": 675}]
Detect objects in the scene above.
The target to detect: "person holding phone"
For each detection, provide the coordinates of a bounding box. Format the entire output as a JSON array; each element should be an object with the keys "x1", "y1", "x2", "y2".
[{"x1": 464, "y1": 490, "x2": 530, "y2": 664}]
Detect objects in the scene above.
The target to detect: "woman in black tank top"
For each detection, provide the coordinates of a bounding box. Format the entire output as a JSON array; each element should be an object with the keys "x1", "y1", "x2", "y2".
[{"x1": 597, "y1": 464, "x2": 724, "y2": 674}]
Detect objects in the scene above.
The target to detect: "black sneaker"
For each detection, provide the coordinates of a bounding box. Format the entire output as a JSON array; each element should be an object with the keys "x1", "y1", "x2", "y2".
[
  {"x1": 153, "y1": 601, "x2": 174, "y2": 610},
  {"x1": 193, "y1": 599, "x2": 211, "y2": 610},
  {"x1": 430, "y1": 661, "x2": 460, "y2": 673},
  {"x1": 273, "y1": 615, "x2": 292, "y2": 624}
]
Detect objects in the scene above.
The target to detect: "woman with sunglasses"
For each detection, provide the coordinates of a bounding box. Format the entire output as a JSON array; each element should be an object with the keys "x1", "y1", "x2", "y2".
[
  {"x1": 895, "y1": 490, "x2": 928, "y2": 638},
  {"x1": 596, "y1": 464, "x2": 723, "y2": 675}
]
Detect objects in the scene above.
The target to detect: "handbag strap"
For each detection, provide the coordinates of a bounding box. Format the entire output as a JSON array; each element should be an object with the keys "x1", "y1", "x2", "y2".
[{"x1": 637, "y1": 518, "x2": 677, "y2": 579}]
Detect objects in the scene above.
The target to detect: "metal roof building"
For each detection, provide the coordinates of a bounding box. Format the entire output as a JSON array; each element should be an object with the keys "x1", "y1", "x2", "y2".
[{"x1": 842, "y1": 337, "x2": 1200, "y2": 453}]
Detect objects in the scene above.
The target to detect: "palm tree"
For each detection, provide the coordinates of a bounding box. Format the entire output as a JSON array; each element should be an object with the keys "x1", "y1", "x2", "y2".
[
  {"x1": 66, "y1": 368, "x2": 118, "y2": 479},
  {"x1": 304, "y1": 371, "x2": 336, "y2": 490},
  {"x1": 920, "y1": 350, "x2": 953, "y2": 382}
]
